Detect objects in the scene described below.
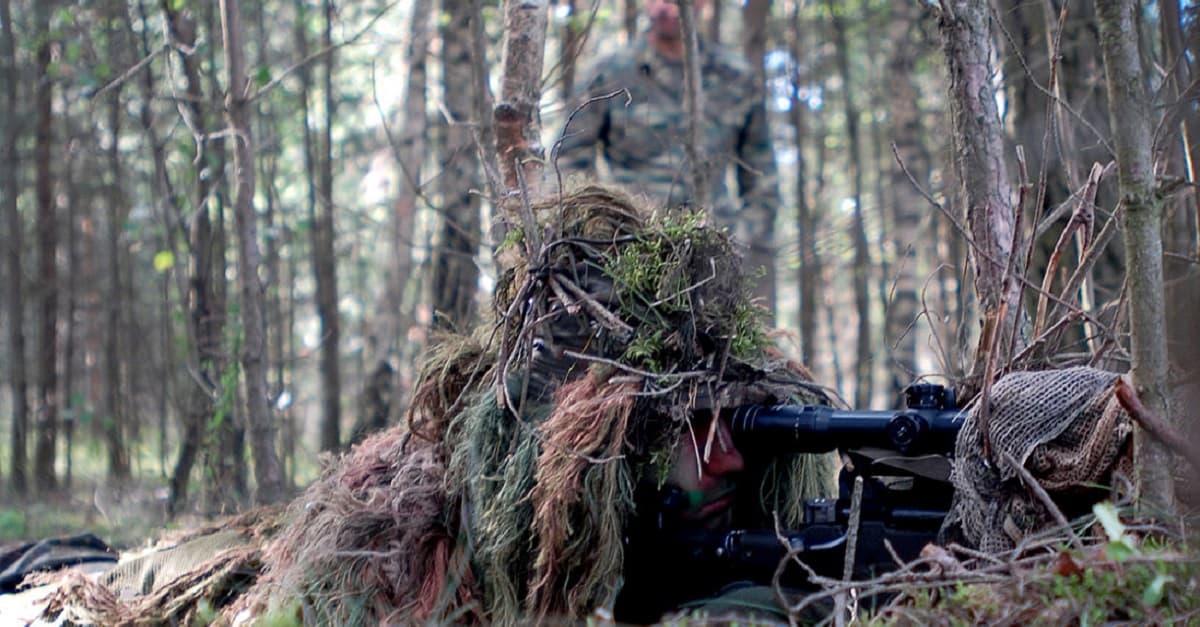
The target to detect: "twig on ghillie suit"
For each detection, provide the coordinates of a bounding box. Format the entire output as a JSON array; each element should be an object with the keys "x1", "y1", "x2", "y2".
[{"x1": 224, "y1": 183, "x2": 834, "y2": 624}]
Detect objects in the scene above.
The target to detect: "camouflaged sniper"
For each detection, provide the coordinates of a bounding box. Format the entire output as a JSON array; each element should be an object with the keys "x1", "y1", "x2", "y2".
[
  {"x1": 206, "y1": 184, "x2": 831, "y2": 625},
  {"x1": 557, "y1": 35, "x2": 780, "y2": 253}
]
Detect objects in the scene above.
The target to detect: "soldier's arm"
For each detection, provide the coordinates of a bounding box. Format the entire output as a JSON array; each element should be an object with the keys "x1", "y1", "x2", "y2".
[
  {"x1": 736, "y1": 95, "x2": 781, "y2": 240},
  {"x1": 554, "y1": 67, "x2": 613, "y2": 178}
]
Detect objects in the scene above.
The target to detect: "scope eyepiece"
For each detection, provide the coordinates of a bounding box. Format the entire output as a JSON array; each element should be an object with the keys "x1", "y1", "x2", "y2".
[{"x1": 886, "y1": 412, "x2": 925, "y2": 454}]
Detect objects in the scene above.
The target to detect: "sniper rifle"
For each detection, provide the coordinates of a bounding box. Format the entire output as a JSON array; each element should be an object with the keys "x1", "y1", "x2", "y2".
[{"x1": 619, "y1": 383, "x2": 965, "y2": 619}]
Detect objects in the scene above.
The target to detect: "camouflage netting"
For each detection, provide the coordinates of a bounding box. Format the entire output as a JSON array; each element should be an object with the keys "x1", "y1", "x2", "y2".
[
  {"x1": 940, "y1": 366, "x2": 1135, "y2": 553},
  {"x1": 221, "y1": 184, "x2": 835, "y2": 624}
]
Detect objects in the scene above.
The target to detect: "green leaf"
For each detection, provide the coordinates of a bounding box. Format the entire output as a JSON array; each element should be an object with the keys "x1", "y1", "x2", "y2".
[
  {"x1": 254, "y1": 65, "x2": 272, "y2": 87},
  {"x1": 153, "y1": 250, "x2": 176, "y2": 273},
  {"x1": 1106, "y1": 540, "x2": 1135, "y2": 562},
  {"x1": 1142, "y1": 572, "x2": 1174, "y2": 606},
  {"x1": 168, "y1": 0, "x2": 187, "y2": 11},
  {"x1": 1093, "y1": 502, "x2": 1126, "y2": 543}
]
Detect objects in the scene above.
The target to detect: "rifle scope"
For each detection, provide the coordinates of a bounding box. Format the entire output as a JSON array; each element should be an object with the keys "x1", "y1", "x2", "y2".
[{"x1": 729, "y1": 383, "x2": 962, "y2": 456}]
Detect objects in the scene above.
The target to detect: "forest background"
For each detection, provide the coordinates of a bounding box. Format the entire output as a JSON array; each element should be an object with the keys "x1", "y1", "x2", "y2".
[{"x1": 0, "y1": 0, "x2": 1197, "y2": 544}]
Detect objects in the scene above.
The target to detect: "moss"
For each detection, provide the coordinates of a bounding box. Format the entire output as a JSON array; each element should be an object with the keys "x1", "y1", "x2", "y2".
[
  {"x1": 730, "y1": 300, "x2": 771, "y2": 360},
  {"x1": 623, "y1": 329, "x2": 667, "y2": 371},
  {"x1": 879, "y1": 542, "x2": 1200, "y2": 626}
]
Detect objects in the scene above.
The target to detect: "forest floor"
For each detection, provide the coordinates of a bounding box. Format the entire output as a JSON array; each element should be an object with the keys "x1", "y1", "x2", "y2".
[{"x1": 1, "y1": 481, "x2": 178, "y2": 550}]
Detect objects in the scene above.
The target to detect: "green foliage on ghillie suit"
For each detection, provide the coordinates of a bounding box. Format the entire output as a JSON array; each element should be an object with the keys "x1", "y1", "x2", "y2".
[{"x1": 236, "y1": 185, "x2": 834, "y2": 624}]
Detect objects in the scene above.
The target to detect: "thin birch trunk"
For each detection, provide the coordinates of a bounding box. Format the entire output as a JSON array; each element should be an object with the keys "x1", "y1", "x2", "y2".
[
  {"x1": 1096, "y1": 0, "x2": 1175, "y2": 511},
  {"x1": 495, "y1": 0, "x2": 548, "y2": 197},
  {"x1": 678, "y1": 0, "x2": 708, "y2": 209}
]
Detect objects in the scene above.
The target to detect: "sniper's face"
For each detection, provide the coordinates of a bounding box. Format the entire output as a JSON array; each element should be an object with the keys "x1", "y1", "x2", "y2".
[
  {"x1": 644, "y1": 0, "x2": 709, "y2": 41},
  {"x1": 663, "y1": 411, "x2": 745, "y2": 530}
]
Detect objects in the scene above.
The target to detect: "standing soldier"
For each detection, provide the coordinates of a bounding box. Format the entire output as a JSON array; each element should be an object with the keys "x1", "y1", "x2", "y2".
[{"x1": 557, "y1": 0, "x2": 781, "y2": 318}]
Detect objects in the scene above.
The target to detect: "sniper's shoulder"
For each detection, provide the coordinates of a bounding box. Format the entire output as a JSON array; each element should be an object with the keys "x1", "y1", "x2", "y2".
[{"x1": 706, "y1": 44, "x2": 757, "y2": 85}]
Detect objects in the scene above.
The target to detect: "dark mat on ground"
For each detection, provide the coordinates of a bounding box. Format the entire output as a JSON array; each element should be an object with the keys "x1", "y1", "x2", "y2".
[{"x1": 0, "y1": 533, "x2": 117, "y2": 593}]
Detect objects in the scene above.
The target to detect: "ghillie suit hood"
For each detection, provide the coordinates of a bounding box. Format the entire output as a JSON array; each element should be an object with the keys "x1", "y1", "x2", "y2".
[{"x1": 238, "y1": 185, "x2": 833, "y2": 624}]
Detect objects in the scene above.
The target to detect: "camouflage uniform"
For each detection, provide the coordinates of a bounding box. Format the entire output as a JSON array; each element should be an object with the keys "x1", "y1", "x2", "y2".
[{"x1": 558, "y1": 35, "x2": 780, "y2": 311}]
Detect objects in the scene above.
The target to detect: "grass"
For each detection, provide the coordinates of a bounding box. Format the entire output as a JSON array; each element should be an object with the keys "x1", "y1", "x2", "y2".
[{"x1": 0, "y1": 426, "x2": 323, "y2": 550}]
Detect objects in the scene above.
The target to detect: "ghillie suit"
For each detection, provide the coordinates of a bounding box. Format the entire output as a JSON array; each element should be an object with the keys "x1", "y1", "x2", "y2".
[{"x1": 235, "y1": 185, "x2": 834, "y2": 624}]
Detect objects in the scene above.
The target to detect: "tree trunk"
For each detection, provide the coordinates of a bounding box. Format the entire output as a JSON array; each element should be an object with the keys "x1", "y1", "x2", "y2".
[
  {"x1": 742, "y1": 0, "x2": 769, "y2": 89},
  {"x1": 742, "y1": 0, "x2": 776, "y2": 319},
  {"x1": 126, "y1": 0, "x2": 181, "y2": 492},
  {"x1": 1096, "y1": 0, "x2": 1175, "y2": 512},
  {"x1": 1, "y1": 0, "x2": 28, "y2": 495},
  {"x1": 202, "y1": 0, "x2": 243, "y2": 513},
  {"x1": 885, "y1": 1, "x2": 926, "y2": 403},
  {"x1": 829, "y1": 0, "x2": 872, "y2": 408},
  {"x1": 220, "y1": 0, "x2": 283, "y2": 504},
  {"x1": 496, "y1": 0, "x2": 548, "y2": 197},
  {"x1": 812, "y1": 43, "x2": 834, "y2": 389},
  {"x1": 312, "y1": 0, "x2": 342, "y2": 454},
  {"x1": 678, "y1": 0, "x2": 708, "y2": 210},
  {"x1": 104, "y1": 78, "x2": 131, "y2": 480},
  {"x1": 293, "y1": 0, "x2": 318, "y2": 472},
  {"x1": 158, "y1": 272, "x2": 171, "y2": 479},
  {"x1": 254, "y1": 0, "x2": 283, "y2": 432},
  {"x1": 623, "y1": 0, "x2": 638, "y2": 44},
  {"x1": 1158, "y1": 0, "x2": 1196, "y2": 245},
  {"x1": 61, "y1": 96, "x2": 78, "y2": 492},
  {"x1": 560, "y1": 0, "x2": 579, "y2": 101},
  {"x1": 355, "y1": 0, "x2": 432, "y2": 442},
  {"x1": 32, "y1": 0, "x2": 59, "y2": 492},
  {"x1": 937, "y1": 1, "x2": 1021, "y2": 388},
  {"x1": 160, "y1": 0, "x2": 225, "y2": 516},
  {"x1": 285, "y1": 237, "x2": 298, "y2": 486},
  {"x1": 788, "y1": 0, "x2": 818, "y2": 368},
  {"x1": 434, "y1": 0, "x2": 484, "y2": 329}
]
